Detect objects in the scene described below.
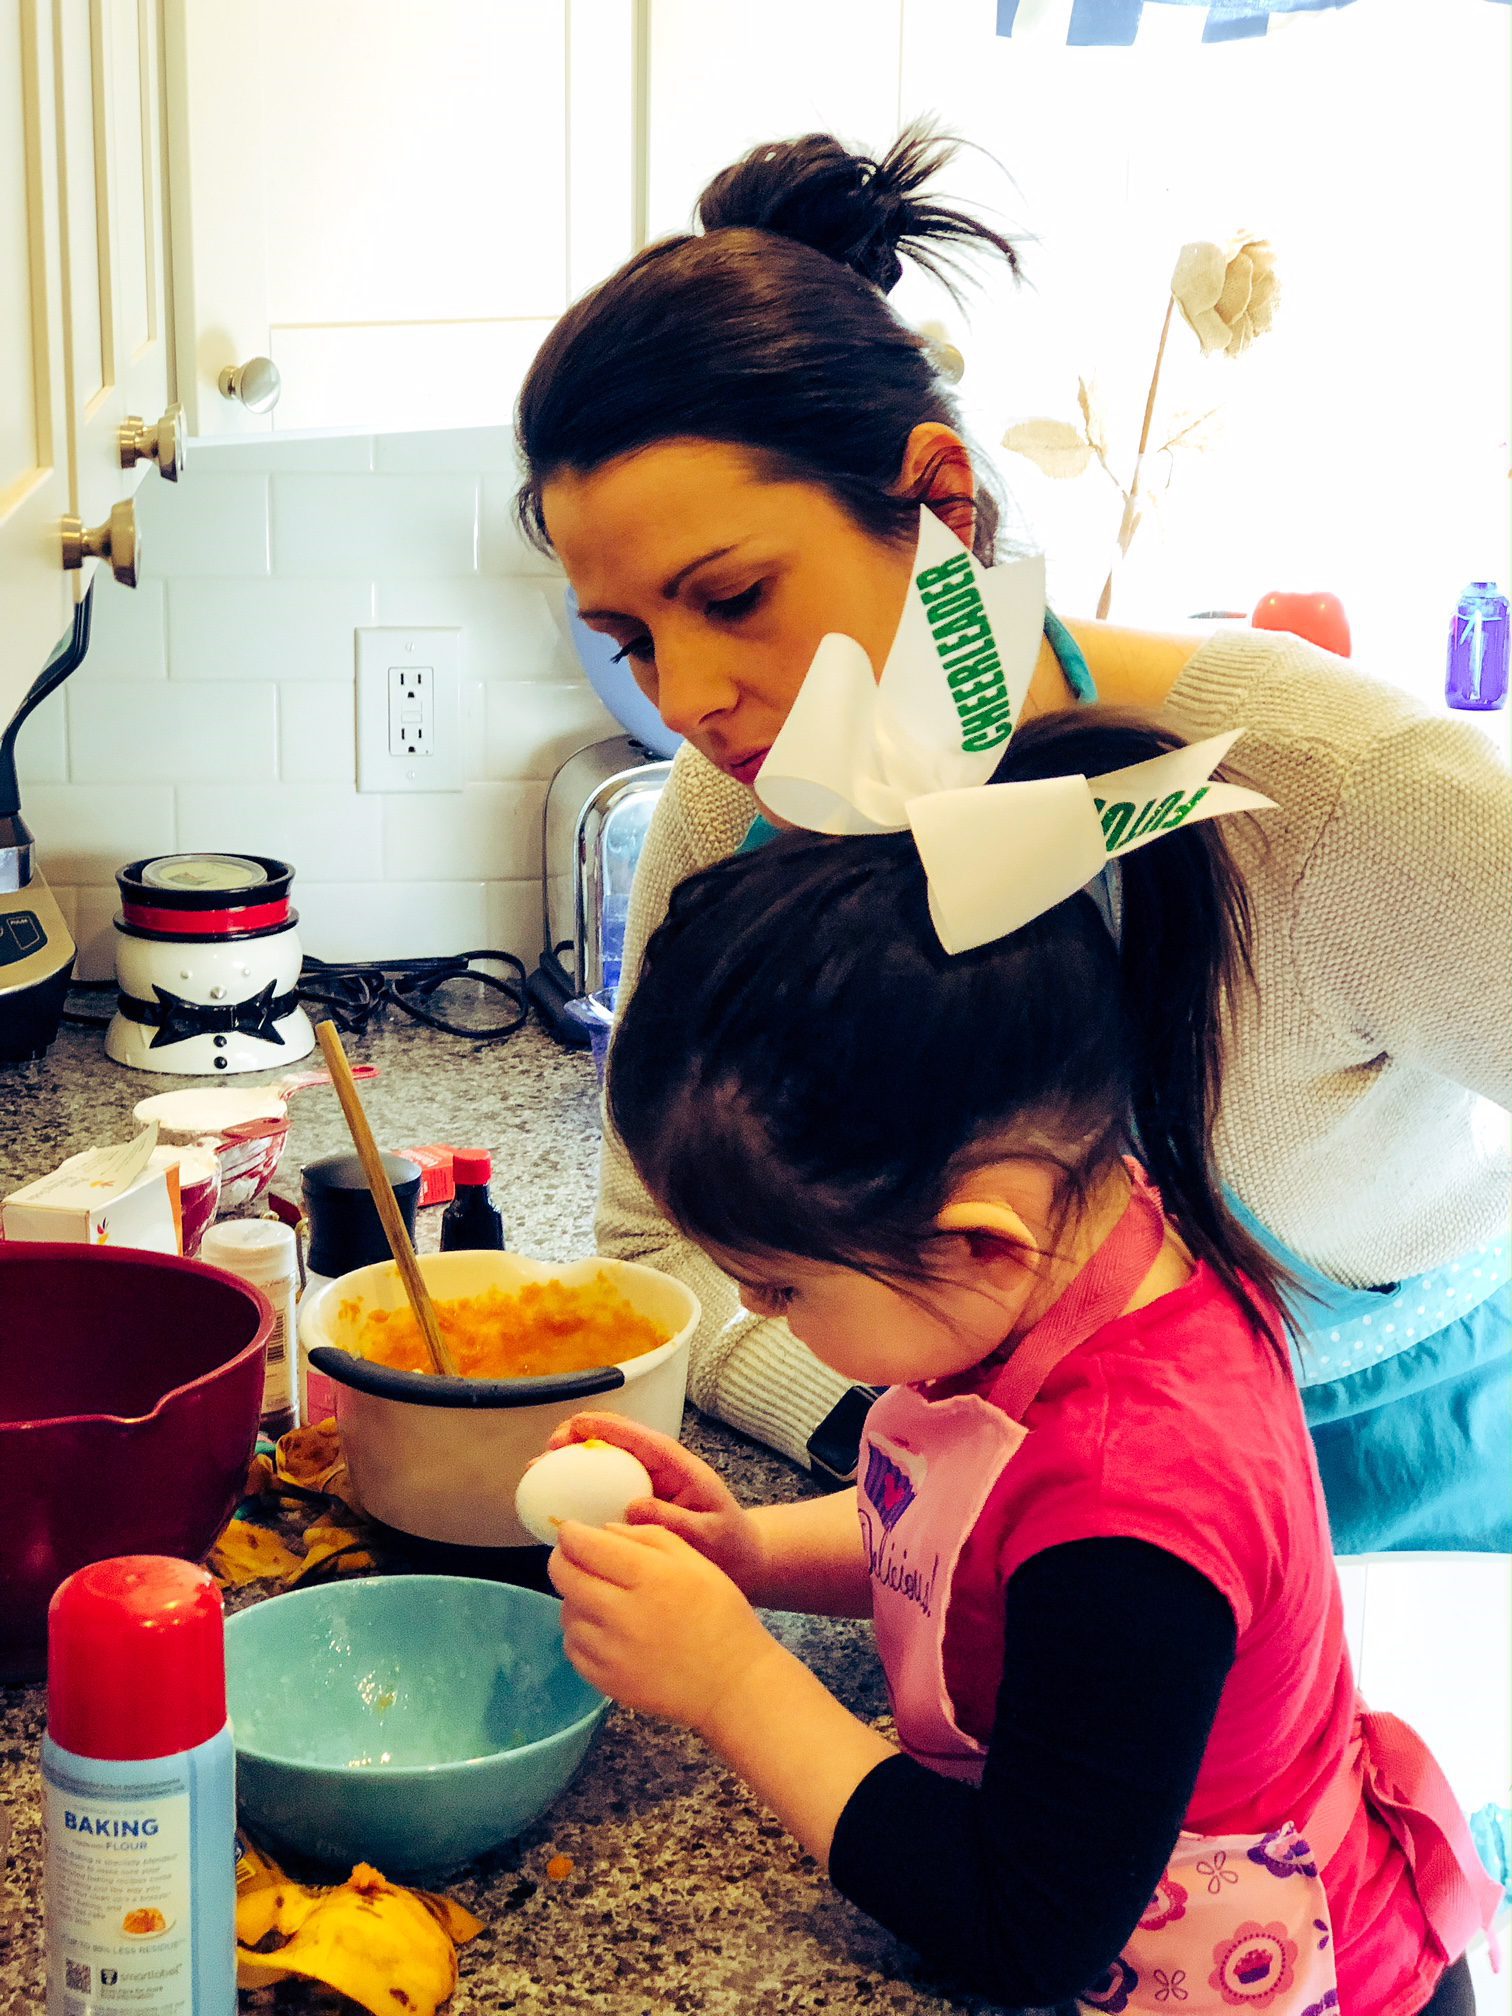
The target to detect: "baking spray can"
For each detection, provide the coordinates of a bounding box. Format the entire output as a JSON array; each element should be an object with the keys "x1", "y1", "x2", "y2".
[{"x1": 42, "y1": 1557, "x2": 237, "y2": 2014}]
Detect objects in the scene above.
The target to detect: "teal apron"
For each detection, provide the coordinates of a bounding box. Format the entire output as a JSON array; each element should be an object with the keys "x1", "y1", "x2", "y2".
[{"x1": 739, "y1": 611, "x2": 1511, "y2": 1554}]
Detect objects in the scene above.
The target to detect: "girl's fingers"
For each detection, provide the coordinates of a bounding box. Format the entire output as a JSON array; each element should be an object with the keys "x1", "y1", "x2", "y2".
[
  {"x1": 540, "y1": 1414, "x2": 725, "y2": 1507},
  {"x1": 551, "y1": 1517, "x2": 666, "y2": 1588},
  {"x1": 622, "y1": 1497, "x2": 716, "y2": 1549}
]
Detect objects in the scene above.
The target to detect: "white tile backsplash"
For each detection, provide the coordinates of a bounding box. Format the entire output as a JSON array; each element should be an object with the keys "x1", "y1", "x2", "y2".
[
  {"x1": 69, "y1": 885, "x2": 122, "y2": 983},
  {"x1": 83, "y1": 575, "x2": 167, "y2": 680},
  {"x1": 374, "y1": 576, "x2": 568, "y2": 680},
  {"x1": 382, "y1": 782, "x2": 547, "y2": 883},
  {"x1": 191, "y1": 435, "x2": 377, "y2": 474},
  {"x1": 293, "y1": 881, "x2": 490, "y2": 962},
  {"x1": 373, "y1": 427, "x2": 520, "y2": 475},
  {"x1": 486, "y1": 879, "x2": 547, "y2": 965},
  {"x1": 26, "y1": 784, "x2": 176, "y2": 883},
  {"x1": 484, "y1": 681, "x2": 619, "y2": 781},
  {"x1": 15, "y1": 692, "x2": 69, "y2": 785},
  {"x1": 479, "y1": 477, "x2": 562, "y2": 577},
  {"x1": 67, "y1": 682, "x2": 278, "y2": 785},
  {"x1": 175, "y1": 784, "x2": 385, "y2": 877},
  {"x1": 40, "y1": 428, "x2": 624, "y2": 969},
  {"x1": 271, "y1": 474, "x2": 479, "y2": 577},
  {"x1": 167, "y1": 579, "x2": 374, "y2": 681},
  {"x1": 278, "y1": 684, "x2": 357, "y2": 784},
  {"x1": 145, "y1": 473, "x2": 272, "y2": 577}
]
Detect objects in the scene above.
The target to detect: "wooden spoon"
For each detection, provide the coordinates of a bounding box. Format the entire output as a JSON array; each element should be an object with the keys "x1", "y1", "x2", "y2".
[{"x1": 314, "y1": 1020, "x2": 459, "y2": 1378}]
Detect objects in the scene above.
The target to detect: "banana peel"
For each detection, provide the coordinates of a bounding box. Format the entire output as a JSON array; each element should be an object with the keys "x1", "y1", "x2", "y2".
[
  {"x1": 234, "y1": 1834, "x2": 320, "y2": 1945},
  {"x1": 276, "y1": 1417, "x2": 348, "y2": 1494},
  {"x1": 235, "y1": 1840, "x2": 482, "y2": 2015},
  {"x1": 288, "y1": 1511, "x2": 375, "y2": 1585},
  {"x1": 210, "y1": 1518, "x2": 304, "y2": 1586}
]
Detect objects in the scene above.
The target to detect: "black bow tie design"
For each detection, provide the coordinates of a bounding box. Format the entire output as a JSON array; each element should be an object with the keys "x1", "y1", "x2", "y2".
[{"x1": 116, "y1": 981, "x2": 298, "y2": 1049}]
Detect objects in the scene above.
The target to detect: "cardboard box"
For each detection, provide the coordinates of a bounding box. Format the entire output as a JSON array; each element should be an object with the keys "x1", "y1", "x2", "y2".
[{"x1": 2, "y1": 1126, "x2": 181, "y2": 1254}]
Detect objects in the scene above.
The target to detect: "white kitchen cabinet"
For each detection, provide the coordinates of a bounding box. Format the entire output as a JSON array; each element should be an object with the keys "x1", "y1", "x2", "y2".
[
  {"x1": 55, "y1": 0, "x2": 172, "y2": 533},
  {"x1": 2, "y1": 0, "x2": 173, "y2": 733},
  {"x1": 1, "y1": 0, "x2": 73, "y2": 707},
  {"x1": 165, "y1": 0, "x2": 637, "y2": 440}
]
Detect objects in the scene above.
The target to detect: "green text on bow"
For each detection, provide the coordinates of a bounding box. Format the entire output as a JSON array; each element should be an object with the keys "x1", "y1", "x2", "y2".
[
  {"x1": 917, "y1": 554, "x2": 1013, "y2": 755},
  {"x1": 1094, "y1": 786, "x2": 1211, "y2": 852}
]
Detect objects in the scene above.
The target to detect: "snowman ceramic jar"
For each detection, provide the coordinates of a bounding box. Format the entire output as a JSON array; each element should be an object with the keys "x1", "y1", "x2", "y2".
[{"x1": 106, "y1": 854, "x2": 315, "y2": 1075}]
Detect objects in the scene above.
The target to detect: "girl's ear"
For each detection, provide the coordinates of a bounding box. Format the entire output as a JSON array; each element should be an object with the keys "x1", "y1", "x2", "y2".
[{"x1": 935, "y1": 1198, "x2": 1038, "y2": 1257}]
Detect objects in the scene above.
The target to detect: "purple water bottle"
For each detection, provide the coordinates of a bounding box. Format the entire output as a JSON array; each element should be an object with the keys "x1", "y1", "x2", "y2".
[{"x1": 1445, "y1": 582, "x2": 1509, "y2": 711}]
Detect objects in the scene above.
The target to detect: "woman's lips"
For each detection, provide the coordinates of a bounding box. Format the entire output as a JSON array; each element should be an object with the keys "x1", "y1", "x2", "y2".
[{"x1": 727, "y1": 751, "x2": 768, "y2": 787}]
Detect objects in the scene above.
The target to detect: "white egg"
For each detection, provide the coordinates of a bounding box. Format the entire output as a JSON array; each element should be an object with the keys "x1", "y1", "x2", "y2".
[{"x1": 514, "y1": 1440, "x2": 654, "y2": 1546}]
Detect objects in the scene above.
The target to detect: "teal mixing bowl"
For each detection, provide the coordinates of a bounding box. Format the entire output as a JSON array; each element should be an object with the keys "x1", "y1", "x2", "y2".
[{"x1": 225, "y1": 1575, "x2": 607, "y2": 1877}]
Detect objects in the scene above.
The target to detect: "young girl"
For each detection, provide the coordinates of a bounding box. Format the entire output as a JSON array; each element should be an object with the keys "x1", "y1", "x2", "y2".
[{"x1": 545, "y1": 695, "x2": 1500, "y2": 2013}]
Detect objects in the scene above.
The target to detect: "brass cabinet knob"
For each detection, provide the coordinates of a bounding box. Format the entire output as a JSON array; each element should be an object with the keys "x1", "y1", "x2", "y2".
[
  {"x1": 61, "y1": 500, "x2": 141, "y2": 588},
  {"x1": 217, "y1": 356, "x2": 282, "y2": 414},
  {"x1": 119, "y1": 402, "x2": 186, "y2": 481}
]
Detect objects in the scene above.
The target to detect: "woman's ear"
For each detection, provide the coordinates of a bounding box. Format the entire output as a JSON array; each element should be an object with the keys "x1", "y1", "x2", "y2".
[{"x1": 898, "y1": 422, "x2": 977, "y2": 549}]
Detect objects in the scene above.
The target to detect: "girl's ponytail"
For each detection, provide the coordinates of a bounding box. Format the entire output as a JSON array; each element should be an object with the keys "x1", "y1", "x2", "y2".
[{"x1": 992, "y1": 709, "x2": 1289, "y2": 1337}]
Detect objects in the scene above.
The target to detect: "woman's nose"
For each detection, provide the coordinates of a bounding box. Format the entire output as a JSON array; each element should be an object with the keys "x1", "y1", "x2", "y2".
[{"x1": 652, "y1": 640, "x2": 741, "y2": 741}]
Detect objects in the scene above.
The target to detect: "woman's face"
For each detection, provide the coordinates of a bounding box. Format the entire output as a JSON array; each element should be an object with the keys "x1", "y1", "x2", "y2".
[{"x1": 542, "y1": 439, "x2": 917, "y2": 785}]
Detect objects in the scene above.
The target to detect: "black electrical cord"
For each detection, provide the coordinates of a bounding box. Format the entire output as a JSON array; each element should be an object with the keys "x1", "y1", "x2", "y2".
[
  {"x1": 64, "y1": 950, "x2": 531, "y2": 1043},
  {"x1": 297, "y1": 951, "x2": 529, "y2": 1042}
]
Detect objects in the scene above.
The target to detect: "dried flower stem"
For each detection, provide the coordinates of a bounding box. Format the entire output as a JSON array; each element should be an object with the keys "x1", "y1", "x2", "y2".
[{"x1": 1096, "y1": 294, "x2": 1176, "y2": 622}]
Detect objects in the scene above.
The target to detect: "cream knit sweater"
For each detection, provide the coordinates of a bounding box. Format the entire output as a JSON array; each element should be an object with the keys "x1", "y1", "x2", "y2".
[{"x1": 596, "y1": 628, "x2": 1512, "y2": 1468}]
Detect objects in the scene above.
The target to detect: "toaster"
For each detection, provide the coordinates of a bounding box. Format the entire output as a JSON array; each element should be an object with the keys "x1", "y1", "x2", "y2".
[{"x1": 528, "y1": 736, "x2": 671, "y2": 1045}]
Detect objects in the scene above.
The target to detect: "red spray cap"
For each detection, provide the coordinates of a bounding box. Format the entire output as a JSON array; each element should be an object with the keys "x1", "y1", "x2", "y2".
[
  {"x1": 48, "y1": 1556, "x2": 227, "y2": 1760},
  {"x1": 452, "y1": 1149, "x2": 493, "y2": 1187}
]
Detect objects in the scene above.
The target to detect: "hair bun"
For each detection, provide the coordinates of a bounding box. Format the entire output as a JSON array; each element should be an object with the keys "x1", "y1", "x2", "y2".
[{"x1": 696, "y1": 124, "x2": 1019, "y2": 297}]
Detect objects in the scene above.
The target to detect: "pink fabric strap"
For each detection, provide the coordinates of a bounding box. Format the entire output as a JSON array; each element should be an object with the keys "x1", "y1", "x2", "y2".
[
  {"x1": 989, "y1": 1164, "x2": 1168, "y2": 1423},
  {"x1": 1306, "y1": 1702, "x2": 1504, "y2": 1964}
]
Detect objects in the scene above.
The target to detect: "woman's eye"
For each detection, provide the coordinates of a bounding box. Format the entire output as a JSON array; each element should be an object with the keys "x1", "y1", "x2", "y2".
[
  {"x1": 706, "y1": 581, "x2": 766, "y2": 624},
  {"x1": 609, "y1": 636, "x2": 654, "y2": 666}
]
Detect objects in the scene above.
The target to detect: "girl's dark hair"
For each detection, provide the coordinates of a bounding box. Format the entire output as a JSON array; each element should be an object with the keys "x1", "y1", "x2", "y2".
[
  {"x1": 608, "y1": 709, "x2": 1288, "y2": 1341},
  {"x1": 514, "y1": 125, "x2": 1021, "y2": 563}
]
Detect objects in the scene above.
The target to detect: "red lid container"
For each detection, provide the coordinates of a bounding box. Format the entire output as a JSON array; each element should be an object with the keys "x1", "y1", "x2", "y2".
[
  {"x1": 452, "y1": 1149, "x2": 493, "y2": 1186},
  {"x1": 48, "y1": 1556, "x2": 227, "y2": 1760}
]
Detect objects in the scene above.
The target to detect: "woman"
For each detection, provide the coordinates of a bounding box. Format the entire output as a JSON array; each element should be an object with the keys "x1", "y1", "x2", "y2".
[{"x1": 514, "y1": 128, "x2": 1510, "y2": 1557}]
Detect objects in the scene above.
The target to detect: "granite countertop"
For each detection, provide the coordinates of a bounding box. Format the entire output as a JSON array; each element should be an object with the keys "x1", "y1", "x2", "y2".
[{"x1": 0, "y1": 1014, "x2": 1013, "y2": 2016}]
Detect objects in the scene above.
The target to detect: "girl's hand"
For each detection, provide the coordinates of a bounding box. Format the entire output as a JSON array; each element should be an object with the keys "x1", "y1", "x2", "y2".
[
  {"x1": 548, "y1": 1520, "x2": 781, "y2": 1731},
  {"x1": 541, "y1": 1412, "x2": 767, "y2": 1595}
]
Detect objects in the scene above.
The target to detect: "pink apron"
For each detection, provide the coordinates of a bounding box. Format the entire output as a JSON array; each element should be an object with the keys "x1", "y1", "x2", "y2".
[{"x1": 857, "y1": 1169, "x2": 1502, "y2": 2014}]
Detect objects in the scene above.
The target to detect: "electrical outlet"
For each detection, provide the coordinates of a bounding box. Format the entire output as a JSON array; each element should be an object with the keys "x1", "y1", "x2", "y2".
[{"x1": 355, "y1": 628, "x2": 461, "y2": 792}]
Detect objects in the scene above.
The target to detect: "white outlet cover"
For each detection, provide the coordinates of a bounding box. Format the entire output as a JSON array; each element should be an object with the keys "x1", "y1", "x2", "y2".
[{"x1": 355, "y1": 627, "x2": 462, "y2": 792}]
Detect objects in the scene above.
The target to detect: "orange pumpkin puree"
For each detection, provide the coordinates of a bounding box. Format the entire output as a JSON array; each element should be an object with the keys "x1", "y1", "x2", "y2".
[{"x1": 347, "y1": 1273, "x2": 670, "y2": 1380}]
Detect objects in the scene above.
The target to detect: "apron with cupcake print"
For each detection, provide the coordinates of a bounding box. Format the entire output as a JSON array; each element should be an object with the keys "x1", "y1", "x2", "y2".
[{"x1": 857, "y1": 1169, "x2": 1501, "y2": 2012}]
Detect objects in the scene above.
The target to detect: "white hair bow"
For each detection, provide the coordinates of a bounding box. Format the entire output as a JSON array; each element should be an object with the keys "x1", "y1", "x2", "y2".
[{"x1": 754, "y1": 511, "x2": 1273, "y2": 954}]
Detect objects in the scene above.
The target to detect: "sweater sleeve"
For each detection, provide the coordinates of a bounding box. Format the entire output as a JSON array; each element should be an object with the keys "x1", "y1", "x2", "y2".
[
  {"x1": 594, "y1": 749, "x2": 852, "y2": 1468},
  {"x1": 829, "y1": 1538, "x2": 1238, "y2": 2009},
  {"x1": 1291, "y1": 714, "x2": 1512, "y2": 1111}
]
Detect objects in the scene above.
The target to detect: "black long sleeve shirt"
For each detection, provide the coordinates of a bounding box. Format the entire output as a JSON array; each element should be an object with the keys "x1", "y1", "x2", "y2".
[{"x1": 829, "y1": 1537, "x2": 1238, "y2": 2009}]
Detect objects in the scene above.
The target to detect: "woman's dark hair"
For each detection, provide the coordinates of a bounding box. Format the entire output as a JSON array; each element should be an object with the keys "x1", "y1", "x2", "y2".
[
  {"x1": 514, "y1": 125, "x2": 1021, "y2": 563},
  {"x1": 607, "y1": 709, "x2": 1288, "y2": 1341}
]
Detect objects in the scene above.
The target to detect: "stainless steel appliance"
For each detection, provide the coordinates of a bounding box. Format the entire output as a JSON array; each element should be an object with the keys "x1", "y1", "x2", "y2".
[{"x1": 528, "y1": 736, "x2": 670, "y2": 1045}]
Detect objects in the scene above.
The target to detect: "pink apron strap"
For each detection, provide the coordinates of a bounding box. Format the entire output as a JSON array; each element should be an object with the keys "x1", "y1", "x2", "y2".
[
  {"x1": 1306, "y1": 1701, "x2": 1504, "y2": 1967},
  {"x1": 989, "y1": 1163, "x2": 1169, "y2": 1423}
]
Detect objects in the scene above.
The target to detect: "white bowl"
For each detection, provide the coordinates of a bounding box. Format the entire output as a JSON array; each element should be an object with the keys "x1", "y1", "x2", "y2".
[{"x1": 298, "y1": 1251, "x2": 698, "y2": 1548}]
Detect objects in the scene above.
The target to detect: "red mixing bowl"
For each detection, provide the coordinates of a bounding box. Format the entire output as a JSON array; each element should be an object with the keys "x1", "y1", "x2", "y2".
[{"x1": 0, "y1": 1244, "x2": 271, "y2": 1682}]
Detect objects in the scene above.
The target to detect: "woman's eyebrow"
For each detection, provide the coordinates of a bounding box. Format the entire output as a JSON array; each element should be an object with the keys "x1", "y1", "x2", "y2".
[{"x1": 578, "y1": 544, "x2": 744, "y2": 624}]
